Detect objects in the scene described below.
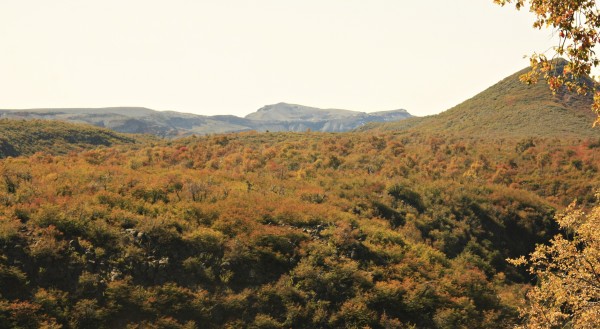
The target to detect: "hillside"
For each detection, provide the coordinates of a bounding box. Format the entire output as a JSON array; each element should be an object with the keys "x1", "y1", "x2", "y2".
[
  {"x1": 362, "y1": 64, "x2": 600, "y2": 137},
  {"x1": 1, "y1": 125, "x2": 599, "y2": 328},
  {"x1": 2, "y1": 65, "x2": 600, "y2": 328},
  {"x1": 0, "y1": 104, "x2": 413, "y2": 137},
  {"x1": 0, "y1": 119, "x2": 144, "y2": 158}
]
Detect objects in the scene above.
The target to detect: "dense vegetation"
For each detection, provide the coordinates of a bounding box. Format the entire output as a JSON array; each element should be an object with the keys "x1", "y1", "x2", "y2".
[
  {"x1": 1, "y1": 125, "x2": 599, "y2": 328},
  {"x1": 494, "y1": 0, "x2": 600, "y2": 125},
  {"x1": 510, "y1": 198, "x2": 600, "y2": 328},
  {"x1": 363, "y1": 64, "x2": 600, "y2": 138},
  {"x1": 0, "y1": 119, "x2": 145, "y2": 158}
]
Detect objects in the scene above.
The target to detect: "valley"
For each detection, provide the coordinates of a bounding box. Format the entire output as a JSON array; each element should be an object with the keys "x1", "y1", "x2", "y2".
[{"x1": 0, "y1": 64, "x2": 599, "y2": 328}]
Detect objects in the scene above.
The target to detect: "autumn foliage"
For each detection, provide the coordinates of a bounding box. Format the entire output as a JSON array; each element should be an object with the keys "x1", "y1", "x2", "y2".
[
  {"x1": 0, "y1": 123, "x2": 598, "y2": 327},
  {"x1": 511, "y1": 195, "x2": 600, "y2": 328},
  {"x1": 494, "y1": 0, "x2": 600, "y2": 125}
]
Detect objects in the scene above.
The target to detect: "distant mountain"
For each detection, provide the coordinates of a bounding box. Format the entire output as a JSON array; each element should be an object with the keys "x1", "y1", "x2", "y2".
[
  {"x1": 361, "y1": 61, "x2": 600, "y2": 137},
  {"x1": 0, "y1": 107, "x2": 250, "y2": 137},
  {"x1": 0, "y1": 104, "x2": 413, "y2": 137},
  {"x1": 0, "y1": 119, "x2": 143, "y2": 158},
  {"x1": 246, "y1": 103, "x2": 412, "y2": 132},
  {"x1": 246, "y1": 103, "x2": 359, "y2": 121}
]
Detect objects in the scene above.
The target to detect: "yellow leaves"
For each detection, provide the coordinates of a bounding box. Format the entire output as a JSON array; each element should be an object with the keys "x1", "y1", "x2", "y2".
[
  {"x1": 463, "y1": 160, "x2": 485, "y2": 179},
  {"x1": 27, "y1": 225, "x2": 67, "y2": 259},
  {"x1": 182, "y1": 227, "x2": 225, "y2": 251},
  {"x1": 515, "y1": 195, "x2": 600, "y2": 328},
  {"x1": 495, "y1": 0, "x2": 600, "y2": 125},
  {"x1": 519, "y1": 71, "x2": 538, "y2": 85},
  {"x1": 0, "y1": 215, "x2": 21, "y2": 243},
  {"x1": 593, "y1": 91, "x2": 600, "y2": 127},
  {"x1": 555, "y1": 200, "x2": 585, "y2": 229},
  {"x1": 506, "y1": 255, "x2": 527, "y2": 266},
  {"x1": 493, "y1": 0, "x2": 526, "y2": 10}
]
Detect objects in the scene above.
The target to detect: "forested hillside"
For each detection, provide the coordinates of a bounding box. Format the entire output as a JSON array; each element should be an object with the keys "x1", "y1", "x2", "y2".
[
  {"x1": 0, "y1": 120, "x2": 146, "y2": 158},
  {"x1": 362, "y1": 63, "x2": 600, "y2": 138},
  {"x1": 1, "y1": 128, "x2": 598, "y2": 328}
]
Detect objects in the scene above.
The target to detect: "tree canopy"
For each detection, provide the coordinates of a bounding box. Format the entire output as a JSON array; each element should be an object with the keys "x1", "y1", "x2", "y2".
[
  {"x1": 494, "y1": 0, "x2": 600, "y2": 125},
  {"x1": 510, "y1": 196, "x2": 600, "y2": 328},
  {"x1": 2, "y1": 125, "x2": 599, "y2": 328}
]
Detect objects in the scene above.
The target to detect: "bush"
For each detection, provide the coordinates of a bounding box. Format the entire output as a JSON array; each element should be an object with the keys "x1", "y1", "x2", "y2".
[{"x1": 387, "y1": 184, "x2": 425, "y2": 213}]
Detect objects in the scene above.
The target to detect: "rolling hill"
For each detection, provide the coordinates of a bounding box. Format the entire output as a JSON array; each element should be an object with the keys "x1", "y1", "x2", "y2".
[
  {"x1": 0, "y1": 119, "x2": 145, "y2": 158},
  {"x1": 0, "y1": 104, "x2": 413, "y2": 137},
  {"x1": 361, "y1": 63, "x2": 600, "y2": 137}
]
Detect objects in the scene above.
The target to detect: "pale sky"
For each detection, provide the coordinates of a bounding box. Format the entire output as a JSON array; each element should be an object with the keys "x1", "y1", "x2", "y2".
[{"x1": 0, "y1": 1, "x2": 557, "y2": 117}]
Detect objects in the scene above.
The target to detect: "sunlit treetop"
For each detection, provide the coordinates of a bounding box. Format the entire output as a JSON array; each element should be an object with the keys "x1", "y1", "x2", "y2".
[{"x1": 494, "y1": 0, "x2": 600, "y2": 125}]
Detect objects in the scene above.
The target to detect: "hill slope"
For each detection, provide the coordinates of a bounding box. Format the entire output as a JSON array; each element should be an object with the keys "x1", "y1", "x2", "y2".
[
  {"x1": 3, "y1": 131, "x2": 596, "y2": 328},
  {"x1": 0, "y1": 119, "x2": 143, "y2": 158},
  {"x1": 363, "y1": 64, "x2": 600, "y2": 137}
]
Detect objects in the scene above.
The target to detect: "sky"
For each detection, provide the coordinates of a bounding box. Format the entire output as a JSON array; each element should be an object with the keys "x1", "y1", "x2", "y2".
[{"x1": 0, "y1": 1, "x2": 558, "y2": 117}]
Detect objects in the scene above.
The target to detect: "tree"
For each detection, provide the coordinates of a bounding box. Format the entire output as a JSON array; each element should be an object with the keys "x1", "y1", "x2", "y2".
[
  {"x1": 509, "y1": 194, "x2": 600, "y2": 328},
  {"x1": 494, "y1": 0, "x2": 600, "y2": 125}
]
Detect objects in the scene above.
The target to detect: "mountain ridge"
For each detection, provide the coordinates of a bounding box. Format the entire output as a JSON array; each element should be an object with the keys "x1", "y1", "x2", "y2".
[{"x1": 0, "y1": 104, "x2": 413, "y2": 137}]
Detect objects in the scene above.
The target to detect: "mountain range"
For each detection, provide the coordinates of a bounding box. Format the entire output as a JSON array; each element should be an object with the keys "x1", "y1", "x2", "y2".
[
  {"x1": 2, "y1": 61, "x2": 600, "y2": 139},
  {"x1": 0, "y1": 103, "x2": 412, "y2": 137}
]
